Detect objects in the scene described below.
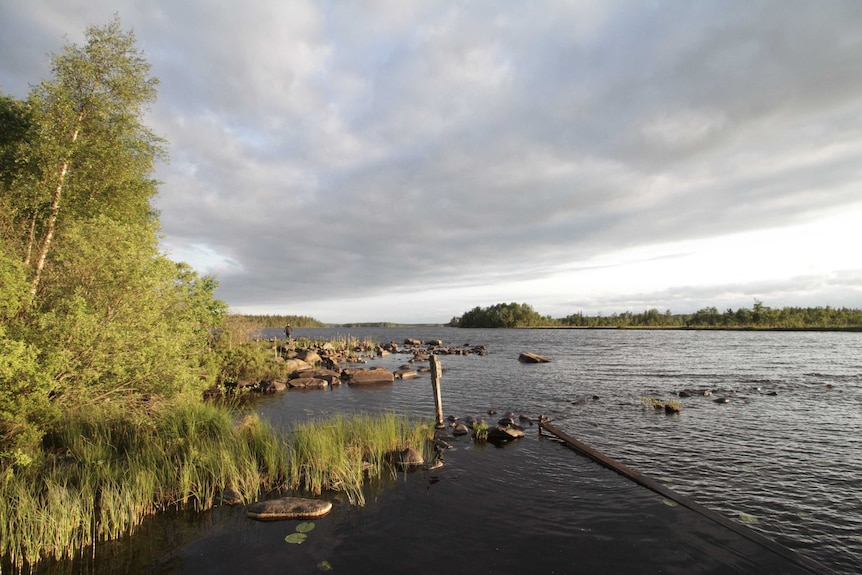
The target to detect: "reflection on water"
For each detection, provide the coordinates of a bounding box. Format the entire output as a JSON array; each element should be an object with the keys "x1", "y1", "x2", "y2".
[{"x1": 58, "y1": 328, "x2": 862, "y2": 574}]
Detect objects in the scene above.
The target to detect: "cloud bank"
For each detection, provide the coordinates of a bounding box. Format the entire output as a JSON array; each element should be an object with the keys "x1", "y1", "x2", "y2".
[{"x1": 2, "y1": 1, "x2": 862, "y2": 322}]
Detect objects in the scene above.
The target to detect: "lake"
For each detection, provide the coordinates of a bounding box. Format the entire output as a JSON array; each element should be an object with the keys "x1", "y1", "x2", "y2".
[{"x1": 88, "y1": 327, "x2": 861, "y2": 574}]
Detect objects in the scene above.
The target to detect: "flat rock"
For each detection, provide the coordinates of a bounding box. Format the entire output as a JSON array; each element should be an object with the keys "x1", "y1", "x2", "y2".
[
  {"x1": 347, "y1": 369, "x2": 395, "y2": 385},
  {"x1": 394, "y1": 368, "x2": 418, "y2": 380},
  {"x1": 246, "y1": 497, "x2": 332, "y2": 521},
  {"x1": 284, "y1": 358, "x2": 313, "y2": 373},
  {"x1": 487, "y1": 426, "x2": 525, "y2": 443},
  {"x1": 288, "y1": 377, "x2": 328, "y2": 389}
]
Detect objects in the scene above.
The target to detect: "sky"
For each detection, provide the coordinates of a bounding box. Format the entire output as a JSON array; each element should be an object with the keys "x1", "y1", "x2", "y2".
[{"x1": 2, "y1": 1, "x2": 862, "y2": 324}]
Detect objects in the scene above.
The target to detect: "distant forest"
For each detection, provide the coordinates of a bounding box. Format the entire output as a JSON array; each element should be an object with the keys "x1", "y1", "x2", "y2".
[
  {"x1": 236, "y1": 301, "x2": 862, "y2": 331},
  {"x1": 448, "y1": 301, "x2": 862, "y2": 329},
  {"x1": 237, "y1": 315, "x2": 327, "y2": 328}
]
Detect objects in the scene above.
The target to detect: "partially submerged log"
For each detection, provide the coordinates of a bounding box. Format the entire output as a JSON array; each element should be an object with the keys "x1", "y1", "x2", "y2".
[{"x1": 519, "y1": 352, "x2": 551, "y2": 363}]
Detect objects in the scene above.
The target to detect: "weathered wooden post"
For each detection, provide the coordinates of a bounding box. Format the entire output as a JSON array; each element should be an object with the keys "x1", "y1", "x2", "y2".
[{"x1": 430, "y1": 355, "x2": 444, "y2": 428}]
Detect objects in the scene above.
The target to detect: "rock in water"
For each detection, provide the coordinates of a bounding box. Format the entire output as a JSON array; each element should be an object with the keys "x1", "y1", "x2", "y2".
[
  {"x1": 246, "y1": 497, "x2": 332, "y2": 521},
  {"x1": 486, "y1": 426, "x2": 525, "y2": 444},
  {"x1": 346, "y1": 368, "x2": 395, "y2": 385},
  {"x1": 387, "y1": 446, "x2": 425, "y2": 470}
]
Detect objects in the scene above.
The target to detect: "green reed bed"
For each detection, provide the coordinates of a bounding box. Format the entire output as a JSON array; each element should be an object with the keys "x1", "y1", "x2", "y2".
[
  {"x1": 286, "y1": 412, "x2": 433, "y2": 505},
  {"x1": 0, "y1": 404, "x2": 431, "y2": 571}
]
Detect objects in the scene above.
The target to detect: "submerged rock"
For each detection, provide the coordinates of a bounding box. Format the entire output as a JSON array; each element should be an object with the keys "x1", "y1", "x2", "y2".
[
  {"x1": 387, "y1": 446, "x2": 425, "y2": 470},
  {"x1": 219, "y1": 486, "x2": 243, "y2": 506},
  {"x1": 246, "y1": 497, "x2": 333, "y2": 521}
]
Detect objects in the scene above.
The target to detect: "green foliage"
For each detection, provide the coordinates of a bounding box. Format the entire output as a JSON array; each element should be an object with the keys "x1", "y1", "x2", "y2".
[
  {"x1": 641, "y1": 397, "x2": 682, "y2": 414},
  {"x1": 215, "y1": 341, "x2": 288, "y2": 388},
  {"x1": 0, "y1": 19, "x2": 227, "y2": 459},
  {"x1": 287, "y1": 413, "x2": 433, "y2": 505},
  {"x1": 0, "y1": 401, "x2": 289, "y2": 570},
  {"x1": 454, "y1": 301, "x2": 862, "y2": 329},
  {"x1": 472, "y1": 420, "x2": 490, "y2": 441},
  {"x1": 0, "y1": 407, "x2": 431, "y2": 570},
  {"x1": 237, "y1": 314, "x2": 326, "y2": 329},
  {"x1": 452, "y1": 302, "x2": 557, "y2": 328}
]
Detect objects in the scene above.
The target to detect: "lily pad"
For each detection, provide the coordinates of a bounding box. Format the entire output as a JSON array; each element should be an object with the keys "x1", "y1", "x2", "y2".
[
  {"x1": 296, "y1": 521, "x2": 316, "y2": 533},
  {"x1": 662, "y1": 499, "x2": 679, "y2": 507},
  {"x1": 738, "y1": 513, "x2": 758, "y2": 523},
  {"x1": 317, "y1": 560, "x2": 333, "y2": 571},
  {"x1": 285, "y1": 532, "x2": 308, "y2": 544}
]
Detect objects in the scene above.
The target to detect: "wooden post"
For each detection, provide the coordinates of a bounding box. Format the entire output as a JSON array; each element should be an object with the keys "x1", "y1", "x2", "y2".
[{"x1": 430, "y1": 355, "x2": 444, "y2": 428}]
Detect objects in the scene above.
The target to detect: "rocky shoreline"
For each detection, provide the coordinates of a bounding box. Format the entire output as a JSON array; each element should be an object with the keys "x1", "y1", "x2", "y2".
[{"x1": 263, "y1": 337, "x2": 489, "y2": 392}]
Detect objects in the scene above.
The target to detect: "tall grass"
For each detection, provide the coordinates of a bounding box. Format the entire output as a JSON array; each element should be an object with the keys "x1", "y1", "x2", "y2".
[
  {"x1": 287, "y1": 412, "x2": 433, "y2": 505},
  {"x1": 0, "y1": 404, "x2": 431, "y2": 571}
]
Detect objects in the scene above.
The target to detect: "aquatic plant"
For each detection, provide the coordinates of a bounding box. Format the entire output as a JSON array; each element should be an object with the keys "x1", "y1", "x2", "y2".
[
  {"x1": 640, "y1": 397, "x2": 682, "y2": 414},
  {"x1": 286, "y1": 413, "x2": 433, "y2": 505},
  {"x1": 641, "y1": 397, "x2": 665, "y2": 410},
  {"x1": 472, "y1": 420, "x2": 490, "y2": 441},
  {"x1": 0, "y1": 403, "x2": 430, "y2": 572}
]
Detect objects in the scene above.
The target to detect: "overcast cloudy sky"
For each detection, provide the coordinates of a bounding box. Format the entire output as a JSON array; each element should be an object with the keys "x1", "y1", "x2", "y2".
[{"x1": 2, "y1": 1, "x2": 861, "y2": 323}]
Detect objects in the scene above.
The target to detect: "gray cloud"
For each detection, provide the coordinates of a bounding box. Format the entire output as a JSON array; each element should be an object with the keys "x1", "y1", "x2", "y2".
[{"x1": 3, "y1": 1, "x2": 862, "y2": 321}]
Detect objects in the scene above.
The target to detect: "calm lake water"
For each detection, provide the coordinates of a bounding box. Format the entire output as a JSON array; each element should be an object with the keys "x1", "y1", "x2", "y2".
[{"x1": 88, "y1": 328, "x2": 861, "y2": 574}]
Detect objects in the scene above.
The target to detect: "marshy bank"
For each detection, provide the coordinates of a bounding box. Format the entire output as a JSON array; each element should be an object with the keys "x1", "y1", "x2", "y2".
[{"x1": 0, "y1": 399, "x2": 432, "y2": 573}]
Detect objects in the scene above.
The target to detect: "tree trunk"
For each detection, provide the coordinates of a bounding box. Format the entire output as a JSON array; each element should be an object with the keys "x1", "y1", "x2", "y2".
[
  {"x1": 29, "y1": 113, "x2": 83, "y2": 297},
  {"x1": 24, "y1": 211, "x2": 37, "y2": 266}
]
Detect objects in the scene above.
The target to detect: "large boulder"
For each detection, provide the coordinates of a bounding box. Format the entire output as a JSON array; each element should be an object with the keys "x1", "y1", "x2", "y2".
[
  {"x1": 246, "y1": 497, "x2": 332, "y2": 521},
  {"x1": 296, "y1": 349, "x2": 322, "y2": 366},
  {"x1": 284, "y1": 358, "x2": 313, "y2": 374}
]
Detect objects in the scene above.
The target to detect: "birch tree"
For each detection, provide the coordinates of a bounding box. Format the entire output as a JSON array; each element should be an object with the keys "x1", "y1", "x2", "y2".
[{"x1": 20, "y1": 16, "x2": 163, "y2": 297}]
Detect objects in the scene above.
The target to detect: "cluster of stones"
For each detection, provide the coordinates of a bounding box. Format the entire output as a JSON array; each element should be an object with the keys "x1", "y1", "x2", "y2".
[
  {"x1": 442, "y1": 410, "x2": 531, "y2": 444},
  {"x1": 676, "y1": 385, "x2": 778, "y2": 404},
  {"x1": 260, "y1": 338, "x2": 489, "y2": 392}
]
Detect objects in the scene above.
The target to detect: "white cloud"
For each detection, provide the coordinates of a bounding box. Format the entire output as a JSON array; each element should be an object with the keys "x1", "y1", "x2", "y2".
[{"x1": 3, "y1": 0, "x2": 862, "y2": 322}]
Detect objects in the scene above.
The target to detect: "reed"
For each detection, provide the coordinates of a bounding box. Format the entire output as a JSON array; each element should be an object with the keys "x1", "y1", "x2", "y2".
[
  {"x1": 0, "y1": 404, "x2": 431, "y2": 571},
  {"x1": 286, "y1": 412, "x2": 433, "y2": 505}
]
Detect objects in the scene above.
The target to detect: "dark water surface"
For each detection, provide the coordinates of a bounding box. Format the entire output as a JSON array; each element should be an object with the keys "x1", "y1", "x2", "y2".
[{"x1": 97, "y1": 328, "x2": 861, "y2": 574}]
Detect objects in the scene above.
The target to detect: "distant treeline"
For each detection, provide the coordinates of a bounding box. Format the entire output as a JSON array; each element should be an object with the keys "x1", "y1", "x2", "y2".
[
  {"x1": 234, "y1": 317, "x2": 447, "y2": 329},
  {"x1": 237, "y1": 314, "x2": 327, "y2": 328},
  {"x1": 448, "y1": 301, "x2": 862, "y2": 329},
  {"x1": 450, "y1": 302, "x2": 557, "y2": 328}
]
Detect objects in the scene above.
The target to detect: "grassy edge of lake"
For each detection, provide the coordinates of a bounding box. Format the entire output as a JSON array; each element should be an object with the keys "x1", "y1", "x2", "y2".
[{"x1": 0, "y1": 400, "x2": 432, "y2": 572}]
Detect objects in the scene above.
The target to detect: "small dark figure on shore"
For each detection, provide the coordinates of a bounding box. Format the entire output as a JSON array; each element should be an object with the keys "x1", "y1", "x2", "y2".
[{"x1": 284, "y1": 324, "x2": 293, "y2": 339}]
